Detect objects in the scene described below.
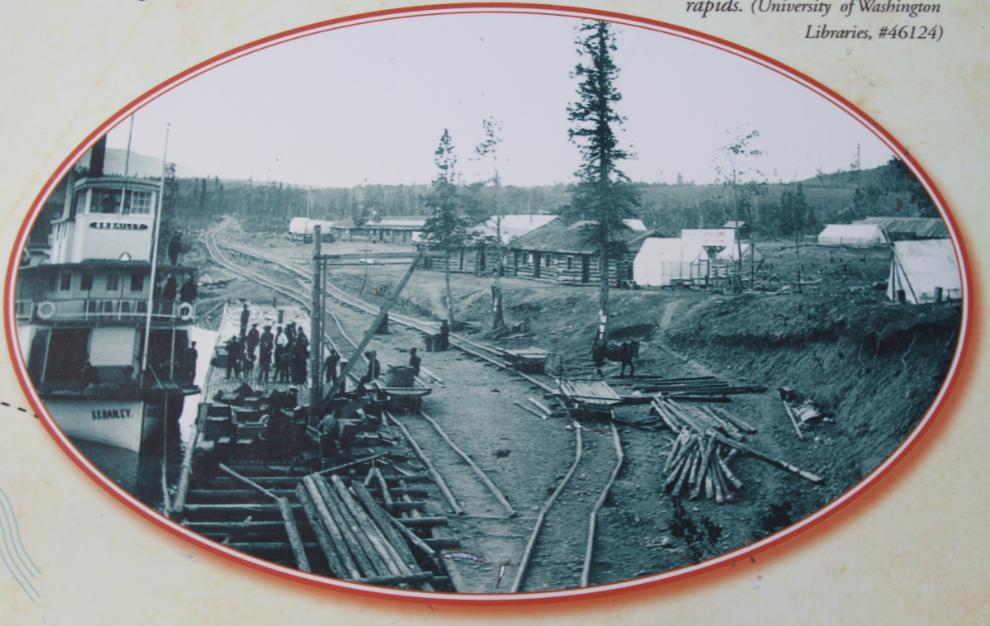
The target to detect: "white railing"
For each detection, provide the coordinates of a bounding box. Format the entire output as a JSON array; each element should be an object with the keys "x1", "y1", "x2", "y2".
[{"x1": 24, "y1": 298, "x2": 195, "y2": 323}]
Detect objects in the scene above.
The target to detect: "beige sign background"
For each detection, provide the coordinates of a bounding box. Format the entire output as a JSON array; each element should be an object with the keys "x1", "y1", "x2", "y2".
[{"x1": 1, "y1": 1, "x2": 986, "y2": 623}]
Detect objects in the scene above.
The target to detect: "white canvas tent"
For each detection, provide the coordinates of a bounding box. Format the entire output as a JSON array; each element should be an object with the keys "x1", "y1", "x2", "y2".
[
  {"x1": 633, "y1": 238, "x2": 706, "y2": 287},
  {"x1": 887, "y1": 239, "x2": 961, "y2": 304},
  {"x1": 288, "y1": 217, "x2": 335, "y2": 241},
  {"x1": 817, "y1": 223, "x2": 890, "y2": 247}
]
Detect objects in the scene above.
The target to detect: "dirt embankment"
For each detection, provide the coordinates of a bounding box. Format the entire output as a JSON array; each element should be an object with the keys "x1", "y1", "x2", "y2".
[{"x1": 664, "y1": 294, "x2": 962, "y2": 475}]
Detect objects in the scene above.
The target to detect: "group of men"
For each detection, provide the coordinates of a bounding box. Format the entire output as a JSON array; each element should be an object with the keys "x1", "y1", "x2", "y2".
[
  {"x1": 225, "y1": 317, "x2": 310, "y2": 385},
  {"x1": 154, "y1": 274, "x2": 197, "y2": 305},
  {"x1": 321, "y1": 346, "x2": 422, "y2": 396}
]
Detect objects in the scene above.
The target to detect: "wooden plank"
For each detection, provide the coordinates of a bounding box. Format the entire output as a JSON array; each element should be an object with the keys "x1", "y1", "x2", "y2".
[
  {"x1": 295, "y1": 484, "x2": 346, "y2": 577},
  {"x1": 350, "y1": 481, "x2": 423, "y2": 573},
  {"x1": 301, "y1": 475, "x2": 362, "y2": 580},
  {"x1": 782, "y1": 400, "x2": 805, "y2": 440},
  {"x1": 371, "y1": 467, "x2": 395, "y2": 514},
  {"x1": 277, "y1": 496, "x2": 311, "y2": 572},
  {"x1": 513, "y1": 401, "x2": 547, "y2": 420},
  {"x1": 314, "y1": 475, "x2": 390, "y2": 578},
  {"x1": 170, "y1": 406, "x2": 205, "y2": 520},
  {"x1": 329, "y1": 475, "x2": 409, "y2": 578},
  {"x1": 183, "y1": 503, "x2": 296, "y2": 512},
  {"x1": 711, "y1": 406, "x2": 758, "y2": 434}
]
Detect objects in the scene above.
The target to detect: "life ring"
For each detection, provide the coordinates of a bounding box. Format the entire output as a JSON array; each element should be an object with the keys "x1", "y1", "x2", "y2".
[
  {"x1": 177, "y1": 302, "x2": 194, "y2": 321},
  {"x1": 35, "y1": 301, "x2": 56, "y2": 320}
]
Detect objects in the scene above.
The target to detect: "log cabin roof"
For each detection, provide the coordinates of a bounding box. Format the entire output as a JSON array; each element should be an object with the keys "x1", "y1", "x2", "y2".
[{"x1": 509, "y1": 220, "x2": 653, "y2": 255}]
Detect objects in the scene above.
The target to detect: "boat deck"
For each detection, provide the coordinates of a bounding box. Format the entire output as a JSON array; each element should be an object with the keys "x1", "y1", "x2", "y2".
[{"x1": 204, "y1": 301, "x2": 312, "y2": 401}]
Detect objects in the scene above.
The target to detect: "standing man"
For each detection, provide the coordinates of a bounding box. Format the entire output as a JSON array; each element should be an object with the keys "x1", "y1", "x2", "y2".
[
  {"x1": 183, "y1": 342, "x2": 198, "y2": 384},
  {"x1": 258, "y1": 341, "x2": 272, "y2": 383},
  {"x1": 409, "y1": 347, "x2": 421, "y2": 377},
  {"x1": 162, "y1": 275, "x2": 178, "y2": 301},
  {"x1": 324, "y1": 348, "x2": 340, "y2": 387},
  {"x1": 361, "y1": 351, "x2": 381, "y2": 384},
  {"x1": 259, "y1": 325, "x2": 274, "y2": 384},
  {"x1": 168, "y1": 233, "x2": 182, "y2": 266},
  {"x1": 179, "y1": 276, "x2": 197, "y2": 303},
  {"x1": 246, "y1": 323, "x2": 260, "y2": 360},
  {"x1": 239, "y1": 303, "x2": 250, "y2": 339}
]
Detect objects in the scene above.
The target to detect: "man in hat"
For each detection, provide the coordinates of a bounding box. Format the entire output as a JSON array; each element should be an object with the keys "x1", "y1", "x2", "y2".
[
  {"x1": 409, "y1": 347, "x2": 421, "y2": 377},
  {"x1": 361, "y1": 351, "x2": 381, "y2": 384},
  {"x1": 246, "y1": 323, "x2": 260, "y2": 360},
  {"x1": 179, "y1": 276, "x2": 197, "y2": 303},
  {"x1": 183, "y1": 342, "x2": 198, "y2": 384},
  {"x1": 239, "y1": 303, "x2": 250, "y2": 339}
]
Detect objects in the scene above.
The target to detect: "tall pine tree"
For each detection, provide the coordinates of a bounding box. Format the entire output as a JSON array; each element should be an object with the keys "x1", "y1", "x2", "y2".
[
  {"x1": 422, "y1": 129, "x2": 468, "y2": 326},
  {"x1": 567, "y1": 21, "x2": 639, "y2": 344}
]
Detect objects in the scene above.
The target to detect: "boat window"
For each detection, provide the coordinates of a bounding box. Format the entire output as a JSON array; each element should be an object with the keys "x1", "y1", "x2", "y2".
[
  {"x1": 128, "y1": 190, "x2": 153, "y2": 215},
  {"x1": 60, "y1": 273, "x2": 72, "y2": 291},
  {"x1": 106, "y1": 274, "x2": 119, "y2": 291},
  {"x1": 91, "y1": 189, "x2": 123, "y2": 214},
  {"x1": 130, "y1": 273, "x2": 144, "y2": 292},
  {"x1": 81, "y1": 272, "x2": 94, "y2": 291}
]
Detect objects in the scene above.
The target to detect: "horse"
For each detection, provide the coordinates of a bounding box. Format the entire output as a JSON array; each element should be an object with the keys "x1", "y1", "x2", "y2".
[{"x1": 591, "y1": 340, "x2": 640, "y2": 377}]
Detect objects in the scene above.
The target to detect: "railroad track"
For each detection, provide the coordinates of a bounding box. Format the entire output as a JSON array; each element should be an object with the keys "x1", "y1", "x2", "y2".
[
  {"x1": 510, "y1": 421, "x2": 623, "y2": 592},
  {"x1": 202, "y1": 220, "x2": 627, "y2": 592},
  {"x1": 209, "y1": 226, "x2": 554, "y2": 393}
]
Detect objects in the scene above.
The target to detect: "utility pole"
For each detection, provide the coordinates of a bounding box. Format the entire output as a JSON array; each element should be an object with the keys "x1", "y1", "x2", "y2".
[{"x1": 309, "y1": 225, "x2": 323, "y2": 413}]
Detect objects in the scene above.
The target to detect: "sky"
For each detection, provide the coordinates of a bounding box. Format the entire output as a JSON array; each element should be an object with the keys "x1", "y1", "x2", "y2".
[{"x1": 104, "y1": 12, "x2": 895, "y2": 189}]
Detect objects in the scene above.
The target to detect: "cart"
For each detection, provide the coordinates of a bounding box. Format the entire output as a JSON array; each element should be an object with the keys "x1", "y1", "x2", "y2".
[
  {"x1": 497, "y1": 347, "x2": 549, "y2": 374},
  {"x1": 370, "y1": 376, "x2": 432, "y2": 410}
]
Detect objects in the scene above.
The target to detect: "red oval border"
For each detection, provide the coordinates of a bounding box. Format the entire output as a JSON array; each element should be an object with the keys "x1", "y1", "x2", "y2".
[{"x1": 4, "y1": 3, "x2": 973, "y2": 606}]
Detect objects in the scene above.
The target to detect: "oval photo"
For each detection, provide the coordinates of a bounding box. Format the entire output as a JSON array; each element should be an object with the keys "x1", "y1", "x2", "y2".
[{"x1": 9, "y1": 7, "x2": 966, "y2": 600}]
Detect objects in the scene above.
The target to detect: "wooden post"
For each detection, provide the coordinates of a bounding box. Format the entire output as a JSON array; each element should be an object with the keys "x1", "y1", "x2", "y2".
[{"x1": 310, "y1": 226, "x2": 323, "y2": 418}]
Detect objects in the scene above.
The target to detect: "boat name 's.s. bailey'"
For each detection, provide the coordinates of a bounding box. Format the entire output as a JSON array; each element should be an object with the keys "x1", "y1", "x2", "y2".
[{"x1": 91, "y1": 408, "x2": 134, "y2": 420}]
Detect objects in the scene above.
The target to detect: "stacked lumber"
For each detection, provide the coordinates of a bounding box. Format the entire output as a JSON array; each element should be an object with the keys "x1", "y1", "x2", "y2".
[
  {"x1": 653, "y1": 398, "x2": 823, "y2": 502},
  {"x1": 296, "y1": 473, "x2": 442, "y2": 588},
  {"x1": 616, "y1": 375, "x2": 768, "y2": 401}
]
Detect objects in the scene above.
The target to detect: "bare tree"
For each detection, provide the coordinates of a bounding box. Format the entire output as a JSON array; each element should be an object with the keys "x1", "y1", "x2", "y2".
[{"x1": 475, "y1": 117, "x2": 507, "y2": 332}]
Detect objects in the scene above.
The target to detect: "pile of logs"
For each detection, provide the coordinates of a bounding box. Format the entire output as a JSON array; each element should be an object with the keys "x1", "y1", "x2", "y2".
[
  {"x1": 295, "y1": 472, "x2": 444, "y2": 589},
  {"x1": 653, "y1": 398, "x2": 823, "y2": 502}
]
